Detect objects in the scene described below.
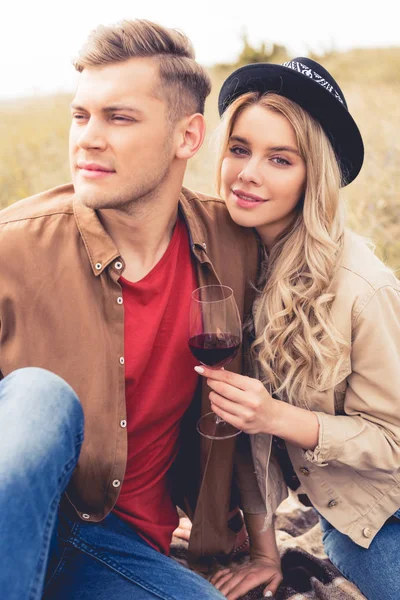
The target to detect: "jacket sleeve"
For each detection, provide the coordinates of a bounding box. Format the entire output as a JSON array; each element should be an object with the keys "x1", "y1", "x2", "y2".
[
  {"x1": 304, "y1": 285, "x2": 400, "y2": 472},
  {"x1": 234, "y1": 433, "x2": 266, "y2": 514}
]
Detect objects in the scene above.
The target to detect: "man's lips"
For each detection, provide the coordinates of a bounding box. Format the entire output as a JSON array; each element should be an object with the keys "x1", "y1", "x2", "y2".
[
  {"x1": 77, "y1": 161, "x2": 115, "y2": 179},
  {"x1": 77, "y1": 161, "x2": 115, "y2": 172},
  {"x1": 232, "y1": 189, "x2": 268, "y2": 208}
]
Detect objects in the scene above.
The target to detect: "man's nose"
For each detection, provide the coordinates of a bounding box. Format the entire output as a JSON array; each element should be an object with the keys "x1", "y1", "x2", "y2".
[{"x1": 75, "y1": 118, "x2": 107, "y2": 151}]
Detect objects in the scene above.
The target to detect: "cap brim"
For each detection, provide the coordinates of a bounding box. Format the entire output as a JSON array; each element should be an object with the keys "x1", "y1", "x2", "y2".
[{"x1": 218, "y1": 63, "x2": 364, "y2": 186}]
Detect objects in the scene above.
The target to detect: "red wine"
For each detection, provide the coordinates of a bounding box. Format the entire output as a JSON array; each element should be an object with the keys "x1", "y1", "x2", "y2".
[{"x1": 188, "y1": 333, "x2": 241, "y2": 367}]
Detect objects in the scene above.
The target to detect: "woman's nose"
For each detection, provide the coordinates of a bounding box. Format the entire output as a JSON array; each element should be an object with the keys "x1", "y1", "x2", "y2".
[{"x1": 238, "y1": 158, "x2": 263, "y2": 186}]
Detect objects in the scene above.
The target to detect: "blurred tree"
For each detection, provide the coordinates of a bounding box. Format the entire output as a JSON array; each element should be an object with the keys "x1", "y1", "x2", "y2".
[{"x1": 236, "y1": 33, "x2": 288, "y2": 65}]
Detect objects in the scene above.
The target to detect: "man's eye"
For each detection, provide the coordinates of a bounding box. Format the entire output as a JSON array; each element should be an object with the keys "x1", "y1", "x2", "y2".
[{"x1": 112, "y1": 116, "x2": 132, "y2": 122}]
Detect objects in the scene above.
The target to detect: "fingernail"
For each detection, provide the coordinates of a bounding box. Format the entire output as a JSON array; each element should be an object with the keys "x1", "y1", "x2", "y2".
[
  {"x1": 264, "y1": 592, "x2": 273, "y2": 598},
  {"x1": 194, "y1": 366, "x2": 205, "y2": 374}
]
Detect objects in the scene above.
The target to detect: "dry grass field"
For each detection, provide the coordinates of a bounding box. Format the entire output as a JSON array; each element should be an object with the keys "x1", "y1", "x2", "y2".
[{"x1": 1, "y1": 47, "x2": 399, "y2": 270}]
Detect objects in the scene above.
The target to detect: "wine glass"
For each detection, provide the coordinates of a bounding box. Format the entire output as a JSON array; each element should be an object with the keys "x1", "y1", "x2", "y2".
[{"x1": 188, "y1": 284, "x2": 242, "y2": 440}]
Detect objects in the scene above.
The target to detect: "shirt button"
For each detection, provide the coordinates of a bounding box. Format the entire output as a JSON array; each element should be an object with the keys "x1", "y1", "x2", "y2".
[
  {"x1": 115, "y1": 261, "x2": 123, "y2": 270},
  {"x1": 300, "y1": 467, "x2": 310, "y2": 476},
  {"x1": 117, "y1": 297, "x2": 123, "y2": 304},
  {"x1": 95, "y1": 262, "x2": 102, "y2": 270},
  {"x1": 328, "y1": 500, "x2": 338, "y2": 508},
  {"x1": 120, "y1": 420, "x2": 127, "y2": 428},
  {"x1": 112, "y1": 480, "x2": 121, "y2": 488},
  {"x1": 82, "y1": 513, "x2": 90, "y2": 519},
  {"x1": 119, "y1": 357, "x2": 125, "y2": 365},
  {"x1": 363, "y1": 526, "x2": 372, "y2": 538}
]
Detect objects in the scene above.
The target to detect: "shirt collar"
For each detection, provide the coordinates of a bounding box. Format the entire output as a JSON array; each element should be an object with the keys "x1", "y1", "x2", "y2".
[
  {"x1": 73, "y1": 195, "x2": 120, "y2": 276},
  {"x1": 73, "y1": 187, "x2": 211, "y2": 276}
]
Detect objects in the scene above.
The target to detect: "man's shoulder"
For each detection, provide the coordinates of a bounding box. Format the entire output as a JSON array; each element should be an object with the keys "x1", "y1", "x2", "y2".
[
  {"x1": 0, "y1": 183, "x2": 75, "y2": 226},
  {"x1": 181, "y1": 187, "x2": 226, "y2": 212},
  {"x1": 180, "y1": 187, "x2": 254, "y2": 239}
]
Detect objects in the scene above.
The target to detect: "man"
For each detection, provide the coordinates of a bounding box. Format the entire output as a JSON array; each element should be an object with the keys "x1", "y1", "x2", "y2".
[{"x1": 0, "y1": 19, "x2": 265, "y2": 600}]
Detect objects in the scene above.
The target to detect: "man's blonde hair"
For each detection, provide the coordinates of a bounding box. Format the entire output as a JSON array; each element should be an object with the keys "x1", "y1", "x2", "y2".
[{"x1": 74, "y1": 19, "x2": 211, "y2": 122}]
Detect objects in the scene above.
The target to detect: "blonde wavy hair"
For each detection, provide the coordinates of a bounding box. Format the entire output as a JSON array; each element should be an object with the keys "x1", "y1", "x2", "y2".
[{"x1": 216, "y1": 92, "x2": 350, "y2": 403}]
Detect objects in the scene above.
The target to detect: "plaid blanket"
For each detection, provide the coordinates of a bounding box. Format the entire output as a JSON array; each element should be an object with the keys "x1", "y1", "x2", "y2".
[{"x1": 170, "y1": 501, "x2": 366, "y2": 600}]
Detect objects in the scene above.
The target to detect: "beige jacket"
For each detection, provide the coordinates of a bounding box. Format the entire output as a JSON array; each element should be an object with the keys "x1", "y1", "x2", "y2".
[{"x1": 249, "y1": 232, "x2": 400, "y2": 548}]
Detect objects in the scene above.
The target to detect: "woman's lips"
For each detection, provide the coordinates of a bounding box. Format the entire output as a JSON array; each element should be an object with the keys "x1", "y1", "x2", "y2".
[{"x1": 232, "y1": 189, "x2": 268, "y2": 209}]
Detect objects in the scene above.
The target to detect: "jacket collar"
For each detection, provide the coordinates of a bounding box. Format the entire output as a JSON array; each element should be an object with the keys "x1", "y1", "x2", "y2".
[{"x1": 73, "y1": 186, "x2": 213, "y2": 276}]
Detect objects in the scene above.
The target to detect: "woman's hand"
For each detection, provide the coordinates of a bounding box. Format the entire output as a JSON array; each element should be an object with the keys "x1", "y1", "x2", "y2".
[
  {"x1": 211, "y1": 554, "x2": 282, "y2": 599},
  {"x1": 194, "y1": 366, "x2": 279, "y2": 435}
]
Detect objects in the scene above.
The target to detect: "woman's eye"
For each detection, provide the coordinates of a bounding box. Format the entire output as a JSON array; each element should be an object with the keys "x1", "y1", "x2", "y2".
[
  {"x1": 229, "y1": 146, "x2": 249, "y2": 156},
  {"x1": 272, "y1": 156, "x2": 291, "y2": 166}
]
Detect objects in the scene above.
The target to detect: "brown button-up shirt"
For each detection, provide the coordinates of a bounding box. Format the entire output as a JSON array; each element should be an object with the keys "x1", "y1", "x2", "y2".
[{"x1": 0, "y1": 184, "x2": 263, "y2": 560}]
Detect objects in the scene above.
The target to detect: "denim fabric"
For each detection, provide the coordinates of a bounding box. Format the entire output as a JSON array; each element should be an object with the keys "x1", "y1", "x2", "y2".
[
  {"x1": 0, "y1": 368, "x2": 224, "y2": 600},
  {"x1": 43, "y1": 508, "x2": 225, "y2": 600},
  {"x1": 320, "y1": 510, "x2": 400, "y2": 600}
]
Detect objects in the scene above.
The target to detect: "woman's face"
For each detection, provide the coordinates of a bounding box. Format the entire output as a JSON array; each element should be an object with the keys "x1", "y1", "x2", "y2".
[{"x1": 221, "y1": 104, "x2": 307, "y2": 249}]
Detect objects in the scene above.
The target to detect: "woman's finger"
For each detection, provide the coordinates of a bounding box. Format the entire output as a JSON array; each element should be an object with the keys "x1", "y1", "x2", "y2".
[
  {"x1": 219, "y1": 572, "x2": 249, "y2": 597},
  {"x1": 194, "y1": 365, "x2": 252, "y2": 390},
  {"x1": 209, "y1": 400, "x2": 245, "y2": 430},
  {"x1": 262, "y1": 572, "x2": 283, "y2": 597},
  {"x1": 225, "y1": 571, "x2": 280, "y2": 600},
  {"x1": 209, "y1": 568, "x2": 230, "y2": 585},
  {"x1": 211, "y1": 570, "x2": 235, "y2": 589},
  {"x1": 206, "y1": 379, "x2": 248, "y2": 404},
  {"x1": 209, "y1": 391, "x2": 252, "y2": 420}
]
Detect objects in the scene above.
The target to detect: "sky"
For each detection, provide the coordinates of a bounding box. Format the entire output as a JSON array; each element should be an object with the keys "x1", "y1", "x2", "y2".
[{"x1": 1, "y1": 0, "x2": 399, "y2": 99}]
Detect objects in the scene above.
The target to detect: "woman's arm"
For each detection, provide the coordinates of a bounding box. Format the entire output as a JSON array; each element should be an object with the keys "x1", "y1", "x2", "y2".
[
  {"x1": 303, "y1": 284, "x2": 400, "y2": 471},
  {"x1": 195, "y1": 285, "x2": 400, "y2": 472},
  {"x1": 196, "y1": 286, "x2": 400, "y2": 472},
  {"x1": 211, "y1": 513, "x2": 282, "y2": 599},
  {"x1": 194, "y1": 364, "x2": 320, "y2": 448}
]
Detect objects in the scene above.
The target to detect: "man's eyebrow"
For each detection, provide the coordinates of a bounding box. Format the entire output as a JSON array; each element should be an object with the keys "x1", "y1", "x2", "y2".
[
  {"x1": 102, "y1": 105, "x2": 143, "y2": 115},
  {"x1": 229, "y1": 136, "x2": 300, "y2": 155},
  {"x1": 70, "y1": 103, "x2": 143, "y2": 115}
]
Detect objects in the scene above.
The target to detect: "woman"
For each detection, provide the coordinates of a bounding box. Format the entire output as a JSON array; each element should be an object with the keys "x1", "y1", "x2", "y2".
[{"x1": 194, "y1": 57, "x2": 400, "y2": 599}]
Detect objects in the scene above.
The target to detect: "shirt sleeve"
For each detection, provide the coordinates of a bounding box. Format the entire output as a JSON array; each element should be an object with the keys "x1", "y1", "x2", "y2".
[{"x1": 304, "y1": 285, "x2": 400, "y2": 472}]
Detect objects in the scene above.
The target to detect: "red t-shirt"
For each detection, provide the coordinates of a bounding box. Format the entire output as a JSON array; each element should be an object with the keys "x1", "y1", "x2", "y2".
[{"x1": 113, "y1": 217, "x2": 199, "y2": 554}]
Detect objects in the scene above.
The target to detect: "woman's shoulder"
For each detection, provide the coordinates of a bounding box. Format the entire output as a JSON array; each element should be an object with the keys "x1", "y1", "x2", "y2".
[{"x1": 337, "y1": 230, "x2": 399, "y2": 294}]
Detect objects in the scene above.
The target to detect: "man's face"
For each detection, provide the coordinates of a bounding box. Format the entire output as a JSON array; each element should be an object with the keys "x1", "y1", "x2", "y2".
[{"x1": 69, "y1": 58, "x2": 175, "y2": 211}]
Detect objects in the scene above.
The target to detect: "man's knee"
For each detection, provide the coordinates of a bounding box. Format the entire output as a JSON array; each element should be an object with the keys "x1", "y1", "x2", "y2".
[
  {"x1": 0, "y1": 367, "x2": 84, "y2": 460},
  {"x1": 1, "y1": 367, "x2": 83, "y2": 423}
]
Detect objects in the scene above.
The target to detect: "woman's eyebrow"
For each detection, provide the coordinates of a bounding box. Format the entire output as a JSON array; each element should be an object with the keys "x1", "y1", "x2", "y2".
[
  {"x1": 229, "y1": 136, "x2": 300, "y2": 156},
  {"x1": 229, "y1": 135, "x2": 249, "y2": 144},
  {"x1": 269, "y1": 145, "x2": 300, "y2": 155}
]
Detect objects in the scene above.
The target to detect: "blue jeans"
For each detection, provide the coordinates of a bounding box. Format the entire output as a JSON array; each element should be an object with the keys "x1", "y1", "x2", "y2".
[
  {"x1": 320, "y1": 510, "x2": 400, "y2": 600},
  {"x1": 0, "y1": 368, "x2": 224, "y2": 600}
]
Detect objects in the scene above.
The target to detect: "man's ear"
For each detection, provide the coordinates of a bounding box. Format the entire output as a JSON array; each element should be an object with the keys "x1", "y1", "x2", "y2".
[{"x1": 175, "y1": 113, "x2": 206, "y2": 160}]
